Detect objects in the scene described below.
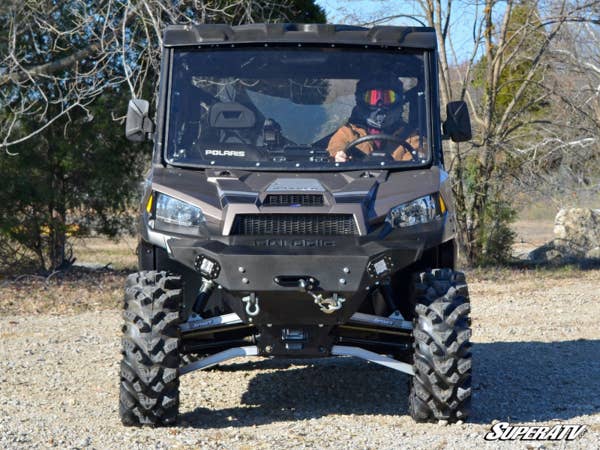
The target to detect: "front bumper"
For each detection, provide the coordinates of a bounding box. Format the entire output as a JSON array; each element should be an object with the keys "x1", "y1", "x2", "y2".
[{"x1": 168, "y1": 236, "x2": 425, "y2": 326}]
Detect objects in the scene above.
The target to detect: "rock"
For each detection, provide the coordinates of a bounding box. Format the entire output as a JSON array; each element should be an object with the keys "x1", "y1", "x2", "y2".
[
  {"x1": 586, "y1": 246, "x2": 600, "y2": 259},
  {"x1": 72, "y1": 261, "x2": 112, "y2": 270},
  {"x1": 526, "y1": 243, "x2": 562, "y2": 262},
  {"x1": 553, "y1": 208, "x2": 600, "y2": 257},
  {"x1": 527, "y1": 208, "x2": 600, "y2": 262}
]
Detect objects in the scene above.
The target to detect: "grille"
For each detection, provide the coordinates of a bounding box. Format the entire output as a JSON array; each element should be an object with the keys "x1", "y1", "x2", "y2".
[
  {"x1": 232, "y1": 214, "x2": 357, "y2": 236},
  {"x1": 263, "y1": 194, "x2": 324, "y2": 207}
]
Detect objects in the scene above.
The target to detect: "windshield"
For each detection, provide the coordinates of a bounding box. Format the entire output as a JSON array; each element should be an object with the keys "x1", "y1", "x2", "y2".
[{"x1": 166, "y1": 47, "x2": 430, "y2": 170}]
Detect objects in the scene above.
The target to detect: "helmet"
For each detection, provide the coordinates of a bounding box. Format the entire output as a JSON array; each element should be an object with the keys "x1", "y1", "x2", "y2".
[{"x1": 351, "y1": 76, "x2": 404, "y2": 132}]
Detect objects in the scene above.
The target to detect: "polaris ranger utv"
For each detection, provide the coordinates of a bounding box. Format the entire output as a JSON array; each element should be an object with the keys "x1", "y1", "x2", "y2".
[{"x1": 120, "y1": 23, "x2": 473, "y2": 426}]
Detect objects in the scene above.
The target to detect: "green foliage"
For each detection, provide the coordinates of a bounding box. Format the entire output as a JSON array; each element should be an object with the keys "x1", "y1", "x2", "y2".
[
  {"x1": 497, "y1": 1, "x2": 548, "y2": 117},
  {"x1": 0, "y1": 89, "x2": 149, "y2": 272},
  {"x1": 471, "y1": 0, "x2": 548, "y2": 122},
  {"x1": 461, "y1": 155, "x2": 517, "y2": 266},
  {"x1": 288, "y1": 0, "x2": 327, "y2": 23},
  {"x1": 478, "y1": 198, "x2": 517, "y2": 265}
]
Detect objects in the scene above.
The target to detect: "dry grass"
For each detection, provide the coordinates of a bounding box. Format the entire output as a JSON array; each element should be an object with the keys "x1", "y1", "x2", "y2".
[
  {"x1": 2, "y1": 219, "x2": 596, "y2": 316},
  {"x1": 0, "y1": 236, "x2": 137, "y2": 316},
  {"x1": 71, "y1": 235, "x2": 138, "y2": 270},
  {"x1": 512, "y1": 219, "x2": 555, "y2": 245},
  {"x1": 0, "y1": 269, "x2": 126, "y2": 316}
]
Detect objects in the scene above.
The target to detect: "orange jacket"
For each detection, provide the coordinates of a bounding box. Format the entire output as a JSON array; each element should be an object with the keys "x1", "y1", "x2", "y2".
[{"x1": 327, "y1": 124, "x2": 422, "y2": 161}]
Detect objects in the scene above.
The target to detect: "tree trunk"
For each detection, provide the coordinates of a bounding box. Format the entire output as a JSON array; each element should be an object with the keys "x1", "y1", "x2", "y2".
[{"x1": 49, "y1": 208, "x2": 67, "y2": 271}]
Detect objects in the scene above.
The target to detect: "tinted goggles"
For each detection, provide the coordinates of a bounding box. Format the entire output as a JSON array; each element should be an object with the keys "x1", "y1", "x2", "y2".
[{"x1": 362, "y1": 89, "x2": 399, "y2": 107}]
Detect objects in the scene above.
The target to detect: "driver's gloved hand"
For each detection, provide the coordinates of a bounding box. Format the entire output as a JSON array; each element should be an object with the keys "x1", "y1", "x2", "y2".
[{"x1": 334, "y1": 151, "x2": 348, "y2": 162}]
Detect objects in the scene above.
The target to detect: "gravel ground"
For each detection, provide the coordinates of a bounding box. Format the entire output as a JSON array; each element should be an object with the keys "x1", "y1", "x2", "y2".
[{"x1": 1, "y1": 269, "x2": 599, "y2": 449}]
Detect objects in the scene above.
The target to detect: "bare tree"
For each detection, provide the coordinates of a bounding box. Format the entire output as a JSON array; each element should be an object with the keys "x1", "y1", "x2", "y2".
[
  {"x1": 414, "y1": 0, "x2": 600, "y2": 263},
  {"x1": 0, "y1": 0, "x2": 298, "y2": 153},
  {"x1": 514, "y1": 19, "x2": 600, "y2": 204},
  {"x1": 330, "y1": 0, "x2": 599, "y2": 263}
]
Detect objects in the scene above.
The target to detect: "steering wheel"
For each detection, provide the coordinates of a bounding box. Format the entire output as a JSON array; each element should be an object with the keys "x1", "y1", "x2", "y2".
[{"x1": 343, "y1": 134, "x2": 419, "y2": 162}]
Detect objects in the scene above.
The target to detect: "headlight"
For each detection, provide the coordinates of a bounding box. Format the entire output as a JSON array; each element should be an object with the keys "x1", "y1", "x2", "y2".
[
  {"x1": 150, "y1": 192, "x2": 205, "y2": 233},
  {"x1": 386, "y1": 194, "x2": 442, "y2": 228}
]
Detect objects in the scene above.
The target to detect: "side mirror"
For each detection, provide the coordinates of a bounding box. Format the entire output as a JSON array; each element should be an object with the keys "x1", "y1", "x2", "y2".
[
  {"x1": 125, "y1": 99, "x2": 154, "y2": 142},
  {"x1": 443, "y1": 101, "x2": 472, "y2": 142}
]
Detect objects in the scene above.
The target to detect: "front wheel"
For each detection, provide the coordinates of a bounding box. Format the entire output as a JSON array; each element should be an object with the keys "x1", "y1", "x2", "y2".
[
  {"x1": 119, "y1": 271, "x2": 183, "y2": 426},
  {"x1": 408, "y1": 268, "x2": 472, "y2": 423}
]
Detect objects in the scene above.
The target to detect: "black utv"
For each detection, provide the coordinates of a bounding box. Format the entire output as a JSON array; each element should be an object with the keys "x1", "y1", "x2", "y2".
[{"x1": 119, "y1": 23, "x2": 473, "y2": 426}]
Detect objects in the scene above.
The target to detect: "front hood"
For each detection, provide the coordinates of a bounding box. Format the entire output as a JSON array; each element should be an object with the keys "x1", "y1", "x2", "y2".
[{"x1": 151, "y1": 165, "x2": 443, "y2": 235}]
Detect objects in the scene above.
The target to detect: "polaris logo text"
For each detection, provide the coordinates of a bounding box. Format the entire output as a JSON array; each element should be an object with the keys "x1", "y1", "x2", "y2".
[
  {"x1": 484, "y1": 422, "x2": 586, "y2": 441},
  {"x1": 205, "y1": 149, "x2": 246, "y2": 157},
  {"x1": 254, "y1": 239, "x2": 336, "y2": 248}
]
